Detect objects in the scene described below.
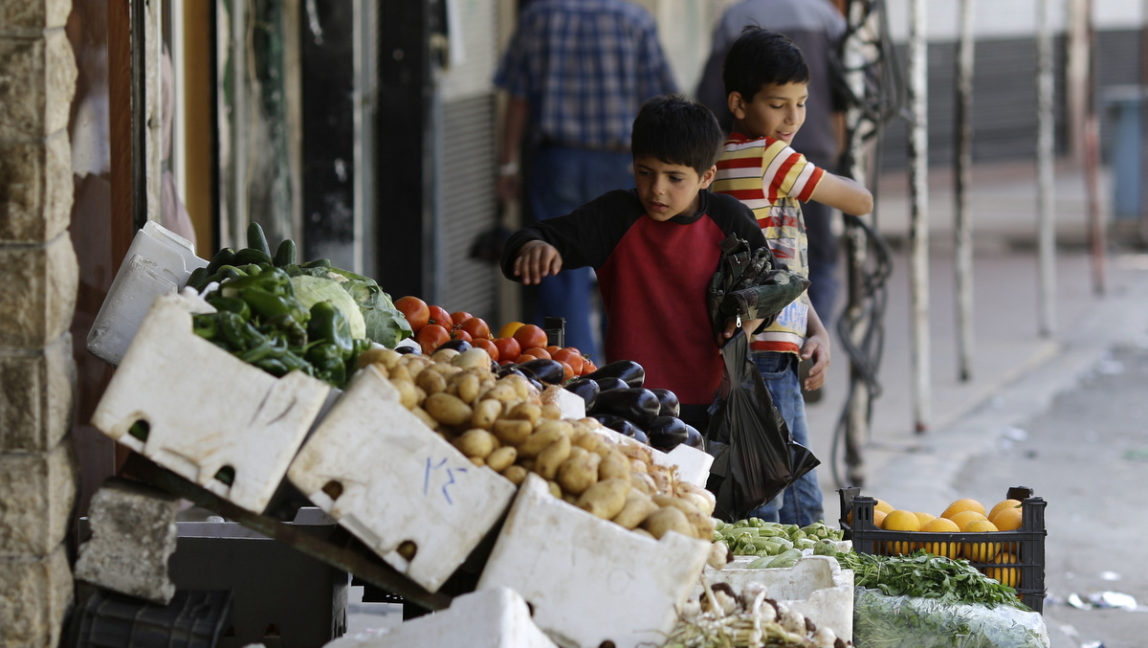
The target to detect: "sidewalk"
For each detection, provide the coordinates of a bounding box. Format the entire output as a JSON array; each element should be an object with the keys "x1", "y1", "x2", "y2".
[{"x1": 807, "y1": 156, "x2": 1148, "y2": 517}]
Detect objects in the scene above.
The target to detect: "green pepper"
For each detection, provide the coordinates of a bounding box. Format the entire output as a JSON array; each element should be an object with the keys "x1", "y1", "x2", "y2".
[
  {"x1": 266, "y1": 313, "x2": 308, "y2": 349},
  {"x1": 307, "y1": 342, "x2": 347, "y2": 386},
  {"x1": 274, "y1": 239, "x2": 297, "y2": 267},
  {"x1": 307, "y1": 301, "x2": 353, "y2": 359},
  {"x1": 205, "y1": 247, "x2": 237, "y2": 274},
  {"x1": 218, "y1": 311, "x2": 264, "y2": 350},
  {"x1": 232, "y1": 247, "x2": 274, "y2": 267},
  {"x1": 185, "y1": 266, "x2": 211, "y2": 292},
  {"x1": 191, "y1": 313, "x2": 219, "y2": 341},
  {"x1": 206, "y1": 294, "x2": 251, "y2": 321},
  {"x1": 247, "y1": 221, "x2": 272, "y2": 256}
]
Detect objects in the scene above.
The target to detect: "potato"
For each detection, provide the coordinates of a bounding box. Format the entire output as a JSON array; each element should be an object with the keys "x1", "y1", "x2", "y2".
[
  {"x1": 505, "y1": 402, "x2": 542, "y2": 425},
  {"x1": 398, "y1": 354, "x2": 432, "y2": 375},
  {"x1": 556, "y1": 449, "x2": 599, "y2": 495},
  {"x1": 357, "y1": 346, "x2": 402, "y2": 370},
  {"x1": 641, "y1": 506, "x2": 693, "y2": 540},
  {"x1": 540, "y1": 402, "x2": 563, "y2": 420},
  {"x1": 430, "y1": 348, "x2": 460, "y2": 364},
  {"x1": 424, "y1": 393, "x2": 472, "y2": 427},
  {"x1": 576, "y1": 478, "x2": 630, "y2": 519},
  {"x1": 629, "y1": 458, "x2": 649, "y2": 474},
  {"x1": 454, "y1": 428, "x2": 496, "y2": 459},
  {"x1": 649, "y1": 468, "x2": 673, "y2": 495},
  {"x1": 534, "y1": 435, "x2": 572, "y2": 480},
  {"x1": 517, "y1": 423, "x2": 568, "y2": 458},
  {"x1": 410, "y1": 406, "x2": 438, "y2": 430},
  {"x1": 392, "y1": 379, "x2": 420, "y2": 409},
  {"x1": 598, "y1": 450, "x2": 632, "y2": 483},
  {"x1": 676, "y1": 483, "x2": 717, "y2": 516},
  {"x1": 471, "y1": 398, "x2": 503, "y2": 430},
  {"x1": 630, "y1": 471, "x2": 657, "y2": 495},
  {"x1": 468, "y1": 456, "x2": 485, "y2": 467},
  {"x1": 571, "y1": 428, "x2": 606, "y2": 454},
  {"x1": 547, "y1": 480, "x2": 564, "y2": 499},
  {"x1": 483, "y1": 383, "x2": 519, "y2": 405},
  {"x1": 618, "y1": 442, "x2": 653, "y2": 464},
  {"x1": 631, "y1": 528, "x2": 656, "y2": 541},
  {"x1": 415, "y1": 368, "x2": 448, "y2": 395},
  {"x1": 492, "y1": 418, "x2": 533, "y2": 445},
  {"x1": 428, "y1": 362, "x2": 461, "y2": 379},
  {"x1": 612, "y1": 490, "x2": 658, "y2": 530},
  {"x1": 502, "y1": 464, "x2": 528, "y2": 485},
  {"x1": 501, "y1": 373, "x2": 536, "y2": 400},
  {"x1": 486, "y1": 446, "x2": 517, "y2": 473},
  {"x1": 450, "y1": 371, "x2": 482, "y2": 404},
  {"x1": 451, "y1": 348, "x2": 493, "y2": 370}
]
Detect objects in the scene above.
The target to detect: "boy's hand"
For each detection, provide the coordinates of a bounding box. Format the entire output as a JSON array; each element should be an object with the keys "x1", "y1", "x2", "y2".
[
  {"x1": 800, "y1": 330, "x2": 830, "y2": 392},
  {"x1": 716, "y1": 316, "x2": 762, "y2": 346},
  {"x1": 513, "y1": 240, "x2": 563, "y2": 285}
]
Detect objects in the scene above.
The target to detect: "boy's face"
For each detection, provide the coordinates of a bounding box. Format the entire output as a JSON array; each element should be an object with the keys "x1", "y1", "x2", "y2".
[
  {"x1": 632, "y1": 155, "x2": 716, "y2": 222},
  {"x1": 728, "y1": 81, "x2": 808, "y2": 143}
]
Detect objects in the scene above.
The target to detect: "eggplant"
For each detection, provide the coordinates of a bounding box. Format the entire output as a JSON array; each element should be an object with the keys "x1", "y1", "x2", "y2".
[
  {"x1": 683, "y1": 423, "x2": 704, "y2": 450},
  {"x1": 592, "y1": 414, "x2": 645, "y2": 440},
  {"x1": 516, "y1": 358, "x2": 567, "y2": 385},
  {"x1": 588, "y1": 387, "x2": 660, "y2": 428},
  {"x1": 593, "y1": 376, "x2": 629, "y2": 392},
  {"x1": 564, "y1": 377, "x2": 600, "y2": 410},
  {"x1": 645, "y1": 415, "x2": 690, "y2": 452},
  {"x1": 649, "y1": 388, "x2": 680, "y2": 418},
  {"x1": 584, "y1": 360, "x2": 645, "y2": 388},
  {"x1": 495, "y1": 365, "x2": 546, "y2": 392},
  {"x1": 436, "y1": 339, "x2": 472, "y2": 353}
]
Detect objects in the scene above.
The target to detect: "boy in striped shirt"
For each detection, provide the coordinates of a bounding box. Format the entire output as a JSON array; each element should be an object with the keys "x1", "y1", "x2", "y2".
[{"x1": 711, "y1": 27, "x2": 873, "y2": 525}]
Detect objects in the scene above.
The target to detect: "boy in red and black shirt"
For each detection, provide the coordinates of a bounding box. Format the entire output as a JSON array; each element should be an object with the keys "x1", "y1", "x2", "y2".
[{"x1": 500, "y1": 95, "x2": 767, "y2": 430}]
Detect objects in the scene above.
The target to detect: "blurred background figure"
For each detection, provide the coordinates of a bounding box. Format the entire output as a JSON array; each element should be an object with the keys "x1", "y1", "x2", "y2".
[
  {"x1": 494, "y1": 0, "x2": 678, "y2": 363},
  {"x1": 696, "y1": 0, "x2": 847, "y2": 334}
]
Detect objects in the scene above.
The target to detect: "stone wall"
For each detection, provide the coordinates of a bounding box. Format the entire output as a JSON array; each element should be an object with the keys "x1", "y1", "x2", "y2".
[{"x1": 0, "y1": 0, "x2": 80, "y2": 646}]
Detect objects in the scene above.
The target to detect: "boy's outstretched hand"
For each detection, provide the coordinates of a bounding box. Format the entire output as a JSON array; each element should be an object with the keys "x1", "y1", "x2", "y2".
[
  {"x1": 513, "y1": 240, "x2": 563, "y2": 285},
  {"x1": 800, "y1": 330, "x2": 830, "y2": 392}
]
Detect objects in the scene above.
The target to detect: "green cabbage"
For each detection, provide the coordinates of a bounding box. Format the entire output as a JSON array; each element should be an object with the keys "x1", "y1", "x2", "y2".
[{"x1": 290, "y1": 275, "x2": 366, "y2": 339}]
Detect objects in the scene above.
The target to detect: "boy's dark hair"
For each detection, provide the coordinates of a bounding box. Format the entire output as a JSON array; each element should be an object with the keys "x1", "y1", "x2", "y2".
[
  {"x1": 722, "y1": 27, "x2": 809, "y2": 103},
  {"x1": 631, "y1": 94, "x2": 724, "y2": 174}
]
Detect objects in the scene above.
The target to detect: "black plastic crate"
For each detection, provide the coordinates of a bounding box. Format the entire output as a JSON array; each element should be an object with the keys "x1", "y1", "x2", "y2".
[
  {"x1": 838, "y1": 486, "x2": 1047, "y2": 613},
  {"x1": 65, "y1": 586, "x2": 232, "y2": 648}
]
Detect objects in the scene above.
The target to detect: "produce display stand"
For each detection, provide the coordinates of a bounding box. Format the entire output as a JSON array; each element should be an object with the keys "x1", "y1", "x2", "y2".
[{"x1": 119, "y1": 451, "x2": 454, "y2": 613}]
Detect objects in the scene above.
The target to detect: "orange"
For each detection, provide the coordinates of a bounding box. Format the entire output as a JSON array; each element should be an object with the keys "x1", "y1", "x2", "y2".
[
  {"x1": 498, "y1": 321, "x2": 526, "y2": 339},
  {"x1": 913, "y1": 511, "x2": 936, "y2": 527},
  {"x1": 920, "y1": 517, "x2": 961, "y2": 559},
  {"x1": 882, "y1": 510, "x2": 921, "y2": 556},
  {"x1": 949, "y1": 509, "x2": 988, "y2": 531},
  {"x1": 942, "y1": 498, "x2": 986, "y2": 520},
  {"x1": 989, "y1": 499, "x2": 1022, "y2": 519},
  {"x1": 985, "y1": 552, "x2": 1019, "y2": 587},
  {"x1": 961, "y1": 518, "x2": 1001, "y2": 562},
  {"x1": 874, "y1": 498, "x2": 895, "y2": 515},
  {"x1": 988, "y1": 505, "x2": 1023, "y2": 531},
  {"x1": 872, "y1": 509, "x2": 887, "y2": 529}
]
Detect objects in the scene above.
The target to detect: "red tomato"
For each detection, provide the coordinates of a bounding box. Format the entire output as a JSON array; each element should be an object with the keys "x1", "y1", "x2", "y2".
[
  {"x1": 580, "y1": 358, "x2": 597, "y2": 375},
  {"x1": 449, "y1": 311, "x2": 473, "y2": 328},
  {"x1": 427, "y1": 305, "x2": 453, "y2": 329},
  {"x1": 513, "y1": 324, "x2": 548, "y2": 350},
  {"x1": 522, "y1": 346, "x2": 551, "y2": 360},
  {"x1": 492, "y1": 337, "x2": 521, "y2": 363},
  {"x1": 415, "y1": 324, "x2": 451, "y2": 354},
  {"x1": 551, "y1": 348, "x2": 584, "y2": 375},
  {"x1": 557, "y1": 361, "x2": 575, "y2": 382},
  {"x1": 459, "y1": 317, "x2": 492, "y2": 340},
  {"x1": 451, "y1": 329, "x2": 473, "y2": 343},
  {"x1": 395, "y1": 296, "x2": 430, "y2": 332}
]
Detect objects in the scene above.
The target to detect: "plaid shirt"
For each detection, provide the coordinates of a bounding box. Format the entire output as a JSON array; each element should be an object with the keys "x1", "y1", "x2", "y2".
[{"x1": 494, "y1": 0, "x2": 678, "y2": 150}]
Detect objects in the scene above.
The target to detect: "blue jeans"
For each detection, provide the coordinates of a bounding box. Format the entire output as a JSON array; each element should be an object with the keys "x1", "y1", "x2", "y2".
[
  {"x1": 747, "y1": 352, "x2": 824, "y2": 525},
  {"x1": 526, "y1": 146, "x2": 632, "y2": 362}
]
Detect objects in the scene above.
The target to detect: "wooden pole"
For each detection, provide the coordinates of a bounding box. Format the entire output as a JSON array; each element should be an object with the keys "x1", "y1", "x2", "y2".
[
  {"x1": 953, "y1": 0, "x2": 975, "y2": 383},
  {"x1": 1036, "y1": 0, "x2": 1057, "y2": 336},
  {"x1": 908, "y1": 0, "x2": 931, "y2": 433}
]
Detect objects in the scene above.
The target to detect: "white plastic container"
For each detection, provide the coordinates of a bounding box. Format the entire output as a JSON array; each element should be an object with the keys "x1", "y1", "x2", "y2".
[
  {"x1": 287, "y1": 365, "x2": 517, "y2": 593},
  {"x1": 477, "y1": 474, "x2": 711, "y2": 648},
  {"x1": 322, "y1": 587, "x2": 556, "y2": 648},
  {"x1": 701, "y1": 555, "x2": 854, "y2": 640},
  {"x1": 87, "y1": 221, "x2": 209, "y2": 366},
  {"x1": 90, "y1": 293, "x2": 332, "y2": 513}
]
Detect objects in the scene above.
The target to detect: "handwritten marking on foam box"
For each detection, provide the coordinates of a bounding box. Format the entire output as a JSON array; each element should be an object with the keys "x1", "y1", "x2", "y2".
[
  {"x1": 90, "y1": 293, "x2": 331, "y2": 513},
  {"x1": 287, "y1": 366, "x2": 516, "y2": 593},
  {"x1": 477, "y1": 474, "x2": 710, "y2": 648}
]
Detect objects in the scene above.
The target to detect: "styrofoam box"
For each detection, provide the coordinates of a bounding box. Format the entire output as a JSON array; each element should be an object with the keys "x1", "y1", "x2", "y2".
[
  {"x1": 323, "y1": 587, "x2": 556, "y2": 648},
  {"x1": 700, "y1": 555, "x2": 854, "y2": 640},
  {"x1": 476, "y1": 474, "x2": 711, "y2": 648},
  {"x1": 88, "y1": 221, "x2": 208, "y2": 366},
  {"x1": 287, "y1": 365, "x2": 517, "y2": 593},
  {"x1": 90, "y1": 293, "x2": 332, "y2": 513},
  {"x1": 593, "y1": 426, "x2": 713, "y2": 488}
]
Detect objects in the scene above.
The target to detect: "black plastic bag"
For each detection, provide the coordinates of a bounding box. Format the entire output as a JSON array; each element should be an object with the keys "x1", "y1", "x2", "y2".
[{"x1": 705, "y1": 333, "x2": 820, "y2": 521}]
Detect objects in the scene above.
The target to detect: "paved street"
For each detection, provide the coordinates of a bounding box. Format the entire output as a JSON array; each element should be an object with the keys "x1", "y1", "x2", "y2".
[{"x1": 806, "y1": 159, "x2": 1148, "y2": 647}]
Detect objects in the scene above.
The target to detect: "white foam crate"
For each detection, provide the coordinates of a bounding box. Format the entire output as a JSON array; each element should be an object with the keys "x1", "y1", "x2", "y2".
[
  {"x1": 287, "y1": 365, "x2": 517, "y2": 593},
  {"x1": 323, "y1": 587, "x2": 556, "y2": 648},
  {"x1": 90, "y1": 293, "x2": 333, "y2": 513},
  {"x1": 477, "y1": 473, "x2": 711, "y2": 648},
  {"x1": 701, "y1": 555, "x2": 854, "y2": 640},
  {"x1": 88, "y1": 221, "x2": 208, "y2": 366}
]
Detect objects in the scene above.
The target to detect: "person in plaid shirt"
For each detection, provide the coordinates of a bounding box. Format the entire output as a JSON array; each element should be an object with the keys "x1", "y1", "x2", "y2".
[{"x1": 494, "y1": 0, "x2": 678, "y2": 363}]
